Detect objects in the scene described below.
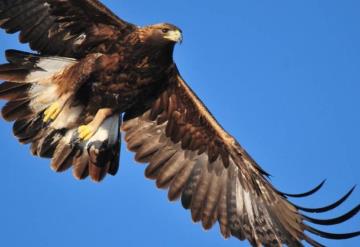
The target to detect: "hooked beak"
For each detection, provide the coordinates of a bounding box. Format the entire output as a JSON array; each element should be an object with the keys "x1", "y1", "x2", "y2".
[{"x1": 164, "y1": 30, "x2": 183, "y2": 43}]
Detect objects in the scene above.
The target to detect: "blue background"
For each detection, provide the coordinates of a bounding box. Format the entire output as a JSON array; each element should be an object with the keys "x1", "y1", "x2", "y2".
[{"x1": 0, "y1": 1, "x2": 359, "y2": 246}]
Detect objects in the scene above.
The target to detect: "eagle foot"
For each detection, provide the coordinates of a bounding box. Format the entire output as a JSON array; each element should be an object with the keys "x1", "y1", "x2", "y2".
[
  {"x1": 43, "y1": 102, "x2": 61, "y2": 122},
  {"x1": 77, "y1": 108, "x2": 114, "y2": 141},
  {"x1": 78, "y1": 125, "x2": 96, "y2": 141}
]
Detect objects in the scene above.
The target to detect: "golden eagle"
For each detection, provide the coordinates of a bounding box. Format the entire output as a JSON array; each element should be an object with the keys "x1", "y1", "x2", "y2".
[{"x1": 0, "y1": 1, "x2": 358, "y2": 246}]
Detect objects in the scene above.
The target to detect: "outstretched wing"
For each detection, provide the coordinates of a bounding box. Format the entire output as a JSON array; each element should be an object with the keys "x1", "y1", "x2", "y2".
[
  {"x1": 0, "y1": 0, "x2": 136, "y2": 57},
  {"x1": 121, "y1": 66, "x2": 359, "y2": 246}
]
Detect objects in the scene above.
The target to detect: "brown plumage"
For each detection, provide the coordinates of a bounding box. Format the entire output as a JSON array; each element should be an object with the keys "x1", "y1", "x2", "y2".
[{"x1": 0, "y1": 1, "x2": 358, "y2": 246}]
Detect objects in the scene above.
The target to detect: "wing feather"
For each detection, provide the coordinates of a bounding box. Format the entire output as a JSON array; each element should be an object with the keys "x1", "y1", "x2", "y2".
[
  {"x1": 0, "y1": 0, "x2": 136, "y2": 57},
  {"x1": 121, "y1": 66, "x2": 359, "y2": 246}
]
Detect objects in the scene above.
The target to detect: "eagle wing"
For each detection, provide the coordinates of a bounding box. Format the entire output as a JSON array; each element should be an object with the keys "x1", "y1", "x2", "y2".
[
  {"x1": 121, "y1": 66, "x2": 359, "y2": 246},
  {"x1": 0, "y1": 0, "x2": 136, "y2": 57}
]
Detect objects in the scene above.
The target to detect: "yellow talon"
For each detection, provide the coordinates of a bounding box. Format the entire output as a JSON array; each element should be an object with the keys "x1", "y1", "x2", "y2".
[
  {"x1": 78, "y1": 125, "x2": 95, "y2": 141},
  {"x1": 43, "y1": 102, "x2": 61, "y2": 122}
]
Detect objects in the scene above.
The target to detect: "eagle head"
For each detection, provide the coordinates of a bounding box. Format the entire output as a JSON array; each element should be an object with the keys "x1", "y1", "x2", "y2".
[{"x1": 139, "y1": 23, "x2": 183, "y2": 45}]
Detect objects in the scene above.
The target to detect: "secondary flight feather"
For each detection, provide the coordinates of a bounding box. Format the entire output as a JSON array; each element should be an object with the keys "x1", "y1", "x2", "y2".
[{"x1": 0, "y1": 1, "x2": 358, "y2": 246}]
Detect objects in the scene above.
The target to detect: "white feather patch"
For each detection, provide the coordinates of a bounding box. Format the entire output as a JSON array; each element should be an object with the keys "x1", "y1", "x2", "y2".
[
  {"x1": 74, "y1": 33, "x2": 87, "y2": 45},
  {"x1": 63, "y1": 129, "x2": 75, "y2": 144},
  {"x1": 86, "y1": 115, "x2": 120, "y2": 147},
  {"x1": 25, "y1": 57, "x2": 76, "y2": 83},
  {"x1": 51, "y1": 103, "x2": 83, "y2": 129},
  {"x1": 29, "y1": 84, "x2": 59, "y2": 113}
]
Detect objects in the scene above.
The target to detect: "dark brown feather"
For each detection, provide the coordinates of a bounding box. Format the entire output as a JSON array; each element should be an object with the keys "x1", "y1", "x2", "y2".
[
  {"x1": 0, "y1": 82, "x2": 29, "y2": 100},
  {"x1": 108, "y1": 142, "x2": 120, "y2": 176},
  {"x1": 0, "y1": 0, "x2": 136, "y2": 58},
  {"x1": 51, "y1": 142, "x2": 76, "y2": 172},
  {"x1": 1, "y1": 98, "x2": 32, "y2": 121},
  {"x1": 190, "y1": 160, "x2": 212, "y2": 222},
  {"x1": 14, "y1": 114, "x2": 44, "y2": 143},
  {"x1": 201, "y1": 160, "x2": 224, "y2": 230},
  {"x1": 73, "y1": 151, "x2": 90, "y2": 180},
  {"x1": 89, "y1": 160, "x2": 109, "y2": 182},
  {"x1": 121, "y1": 68, "x2": 359, "y2": 246}
]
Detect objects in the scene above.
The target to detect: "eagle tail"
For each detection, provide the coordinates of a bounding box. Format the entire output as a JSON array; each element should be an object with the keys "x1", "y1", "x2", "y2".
[
  {"x1": 11, "y1": 109, "x2": 121, "y2": 182},
  {"x1": 0, "y1": 50, "x2": 121, "y2": 182},
  {"x1": 29, "y1": 113, "x2": 122, "y2": 182}
]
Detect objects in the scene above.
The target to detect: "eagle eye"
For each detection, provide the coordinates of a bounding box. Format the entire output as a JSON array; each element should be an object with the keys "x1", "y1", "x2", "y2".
[{"x1": 161, "y1": 28, "x2": 170, "y2": 34}]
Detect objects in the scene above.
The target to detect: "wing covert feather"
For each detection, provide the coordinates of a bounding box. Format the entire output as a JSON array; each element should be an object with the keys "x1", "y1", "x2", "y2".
[{"x1": 0, "y1": 0, "x2": 136, "y2": 57}]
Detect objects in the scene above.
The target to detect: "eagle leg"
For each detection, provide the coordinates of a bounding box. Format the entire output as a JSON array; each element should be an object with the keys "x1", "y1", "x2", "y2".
[
  {"x1": 78, "y1": 108, "x2": 113, "y2": 141},
  {"x1": 43, "y1": 93, "x2": 72, "y2": 122}
]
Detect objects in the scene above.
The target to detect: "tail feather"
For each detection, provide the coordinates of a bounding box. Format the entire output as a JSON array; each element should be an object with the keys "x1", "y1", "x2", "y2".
[
  {"x1": 51, "y1": 144, "x2": 77, "y2": 172},
  {"x1": 47, "y1": 114, "x2": 121, "y2": 182},
  {"x1": 0, "y1": 65, "x2": 29, "y2": 81},
  {"x1": 89, "y1": 160, "x2": 110, "y2": 182},
  {"x1": 0, "y1": 82, "x2": 30, "y2": 100},
  {"x1": 5, "y1": 50, "x2": 40, "y2": 63},
  {"x1": 73, "y1": 151, "x2": 90, "y2": 180},
  {"x1": 0, "y1": 49, "x2": 121, "y2": 182},
  {"x1": 2, "y1": 97, "x2": 33, "y2": 121},
  {"x1": 0, "y1": 50, "x2": 43, "y2": 82},
  {"x1": 13, "y1": 115, "x2": 44, "y2": 144},
  {"x1": 109, "y1": 141, "x2": 121, "y2": 176},
  {"x1": 34, "y1": 128, "x2": 66, "y2": 158}
]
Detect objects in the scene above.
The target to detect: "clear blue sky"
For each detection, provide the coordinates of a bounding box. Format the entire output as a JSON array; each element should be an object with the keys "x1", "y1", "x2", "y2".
[{"x1": 0, "y1": 1, "x2": 359, "y2": 246}]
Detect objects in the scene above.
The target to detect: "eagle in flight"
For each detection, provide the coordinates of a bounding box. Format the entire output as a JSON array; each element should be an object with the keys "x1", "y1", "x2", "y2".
[{"x1": 0, "y1": 1, "x2": 358, "y2": 246}]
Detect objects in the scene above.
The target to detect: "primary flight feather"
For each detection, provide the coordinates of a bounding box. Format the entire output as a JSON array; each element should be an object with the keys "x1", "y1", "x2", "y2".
[{"x1": 0, "y1": 1, "x2": 358, "y2": 246}]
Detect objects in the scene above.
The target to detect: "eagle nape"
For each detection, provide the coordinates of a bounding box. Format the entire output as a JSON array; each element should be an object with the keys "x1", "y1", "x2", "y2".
[{"x1": 0, "y1": 0, "x2": 358, "y2": 246}]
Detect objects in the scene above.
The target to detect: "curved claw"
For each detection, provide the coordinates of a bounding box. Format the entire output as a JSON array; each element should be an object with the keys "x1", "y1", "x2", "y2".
[
  {"x1": 294, "y1": 186, "x2": 356, "y2": 213},
  {"x1": 302, "y1": 204, "x2": 360, "y2": 225},
  {"x1": 305, "y1": 225, "x2": 360, "y2": 240},
  {"x1": 280, "y1": 179, "x2": 326, "y2": 198}
]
